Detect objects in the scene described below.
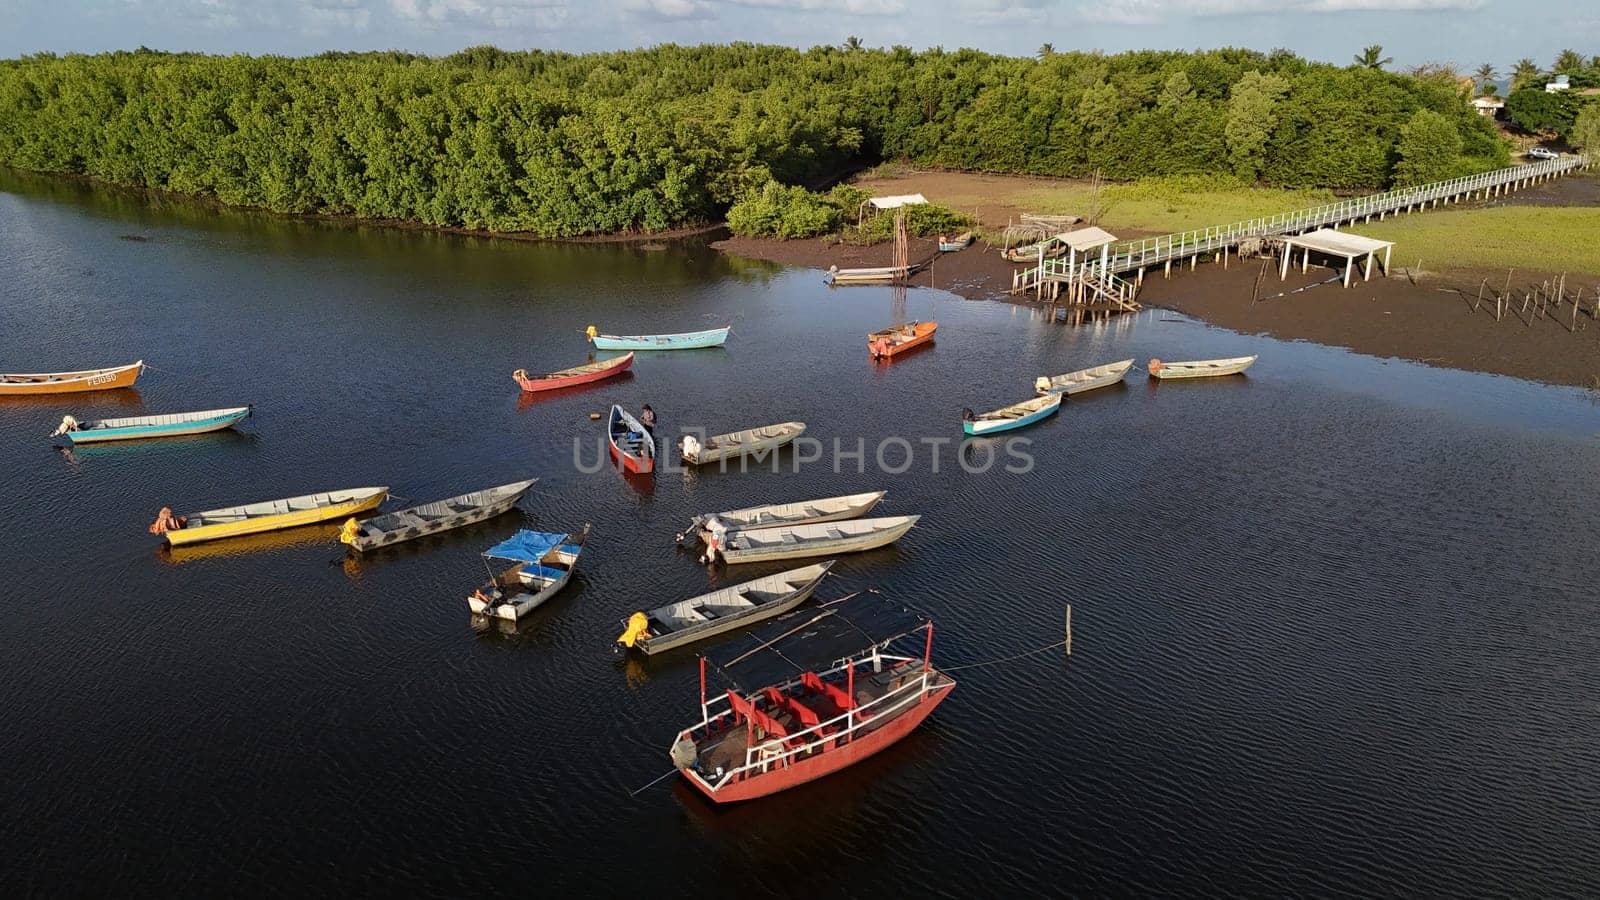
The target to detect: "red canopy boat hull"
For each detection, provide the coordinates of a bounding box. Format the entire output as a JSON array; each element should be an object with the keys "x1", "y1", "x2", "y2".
[
  {"x1": 682, "y1": 679, "x2": 954, "y2": 804},
  {"x1": 610, "y1": 440, "x2": 655, "y2": 474},
  {"x1": 515, "y1": 352, "x2": 633, "y2": 393}
]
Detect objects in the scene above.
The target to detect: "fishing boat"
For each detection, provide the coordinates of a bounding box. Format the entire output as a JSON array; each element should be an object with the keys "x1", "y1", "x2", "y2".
[
  {"x1": 468, "y1": 525, "x2": 590, "y2": 621},
  {"x1": 1147, "y1": 355, "x2": 1258, "y2": 380},
  {"x1": 1002, "y1": 242, "x2": 1066, "y2": 263},
  {"x1": 340, "y1": 478, "x2": 538, "y2": 553},
  {"x1": 587, "y1": 325, "x2": 729, "y2": 351},
  {"x1": 678, "y1": 491, "x2": 887, "y2": 545},
  {"x1": 962, "y1": 394, "x2": 1062, "y2": 436},
  {"x1": 827, "y1": 264, "x2": 916, "y2": 285},
  {"x1": 513, "y1": 353, "x2": 632, "y2": 393},
  {"x1": 1034, "y1": 359, "x2": 1134, "y2": 396},
  {"x1": 0, "y1": 361, "x2": 144, "y2": 395},
  {"x1": 718, "y1": 515, "x2": 919, "y2": 565},
  {"x1": 149, "y1": 486, "x2": 388, "y2": 547},
  {"x1": 681, "y1": 422, "x2": 806, "y2": 465},
  {"x1": 667, "y1": 617, "x2": 955, "y2": 803},
  {"x1": 939, "y1": 231, "x2": 975, "y2": 253},
  {"x1": 52, "y1": 406, "x2": 251, "y2": 444},
  {"x1": 616, "y1": 561, "x2": 835, "y2": 655},
  {"x1": 609, "y1": 405, "x2": 657, "y2": 474},
  {"x1": 868, "y1": 321, "x2": 937, "y2": 359}
]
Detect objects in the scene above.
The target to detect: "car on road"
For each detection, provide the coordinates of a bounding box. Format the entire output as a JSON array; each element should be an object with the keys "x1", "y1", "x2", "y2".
[{"x1": 1527, "y1": 147, "x2": 1560, "y2": 160}]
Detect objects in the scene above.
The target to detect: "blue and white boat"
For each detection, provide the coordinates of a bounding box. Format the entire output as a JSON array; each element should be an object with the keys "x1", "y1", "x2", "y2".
[
  {"x1": 587, "y1": 325, "x2": 730, "y2": 351},
  {"x1": 962, "y1": 394, "x2": 1061, "y2": 436},
  {"x1": 54, "y1": 406, "x2": 252, "y2": 444},
  {"x1": 468, "y1": 525, "x2": 590, "y2": 620}
]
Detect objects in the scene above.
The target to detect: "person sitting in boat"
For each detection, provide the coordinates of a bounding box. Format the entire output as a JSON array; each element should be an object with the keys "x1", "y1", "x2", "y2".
[
  {"x1": 52, "y1": 415, "x2": 81, "y2": 436},
  {"x1": 640, "y1": 404, "x2": 656, "y2": 434},
  {"x1": 147, "y1": 507, "x2": 187, "y2": 534},
  {"x1": 700, "y1": 517, "x2": 727, "y2": 565},
  {"x1": 681, "y1": 433, "x2": 701, "y2": 460}
]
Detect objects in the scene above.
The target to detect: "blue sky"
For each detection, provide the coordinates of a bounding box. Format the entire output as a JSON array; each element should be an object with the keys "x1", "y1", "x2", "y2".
[{"x1": 1, "y1": 0, "x2": 1594, "y2": 71}]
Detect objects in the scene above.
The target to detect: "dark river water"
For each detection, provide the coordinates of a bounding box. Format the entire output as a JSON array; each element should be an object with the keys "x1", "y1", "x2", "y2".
[{"x1": 3, "y1": 170, "x2": 1599, "y2": 898}]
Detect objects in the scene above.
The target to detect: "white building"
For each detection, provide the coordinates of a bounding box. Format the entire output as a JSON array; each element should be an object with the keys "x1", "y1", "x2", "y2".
[
  {"x1": 1545, "y1": 75, "x2": 1571, "y2": 93},
  {"x1": 1473, "y1": 96, "x2": 1505, "y2": 117}
]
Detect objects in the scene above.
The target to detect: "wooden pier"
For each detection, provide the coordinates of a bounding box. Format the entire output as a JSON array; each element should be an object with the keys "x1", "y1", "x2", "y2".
[{"x1": 1011, "y1": 154, "x2": 1590, "y2": 317}]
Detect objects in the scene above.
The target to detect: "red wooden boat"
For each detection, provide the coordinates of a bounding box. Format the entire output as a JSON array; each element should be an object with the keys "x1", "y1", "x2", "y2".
[
  {"x1": 608, "y1": 404, "x2": 656, "y2": 474},
  {"x1": 868, "y1": 321, "x2": 937, "y2": 360},
  {"x1": 513, "y1": 353, "x2": 632, "y2": 393},
  {"x1": 668, "y1": 619, "x2": 955, "y2": 803}
]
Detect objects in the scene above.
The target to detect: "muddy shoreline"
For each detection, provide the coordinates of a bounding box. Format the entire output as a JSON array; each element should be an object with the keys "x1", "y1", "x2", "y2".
[{"x1": 712, "y1": 234, "x2": 1600, "y2": 391}]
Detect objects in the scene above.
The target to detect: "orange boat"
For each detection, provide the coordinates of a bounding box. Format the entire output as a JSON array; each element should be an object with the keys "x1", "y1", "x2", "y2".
[
  {"x1": 868, "y1": 322, "x2": 937, "y2": 360},
  {"x1": 0, "y1": 361, "x2": 144, "y2": 395}
]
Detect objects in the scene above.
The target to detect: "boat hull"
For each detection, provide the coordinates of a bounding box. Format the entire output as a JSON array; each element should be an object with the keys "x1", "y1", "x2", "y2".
[
  {"x1": 515, "y1": 353, "x2": 633, "y2": 393},
  {"x1": 608, "y1": 405, "x2": 656, "y2": 474},
  {"x1": 1148, "y1": 355, "x2": 1257, "y2": 380},
  {"x1": 636, "y1": 564, "x2": 832, "y2": 655},
  {"x1": 868, "y1": 323, "x2": 937, "y2": 359},
  {"x1": 685, "y1": 491, "x2": 886, "y2": 542},
  {"x1": 683, "y1": 681, "x2": 955, "y2": 803},
  {"x1": 592, "y1": 328, "x2": 729, "y2": 351},
  {"x1": 683, "y1": 423, "x2": 805, "y2": 465},
  {"x1": 0, "y1": 361, "x2": 144, "y2": 395},
  {"x1": 67, "y1": 407, "x2": 250, "y2": 444},
  {"x1": 347, "y1": 480, "x2": 536, "y2": 552},
  {"x1": 963, "y1": 398, "x2": 1061, "y2": 435},
  {"x1": 722, "y1": 517, "x2": 917, "y2": 564},
  {"x1": 165, "y1": 490, "x2": 387, "y2": 547},
  {"x1": 1037, "y1": 360, "x2": 1135, "y2": 396}
]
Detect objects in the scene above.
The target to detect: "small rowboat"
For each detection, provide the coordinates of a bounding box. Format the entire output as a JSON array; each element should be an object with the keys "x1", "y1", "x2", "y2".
[
  {"x1": 681, "y1": 421, "x2": 806, "y2": 465},
  {"x1": 939, "y1": 231, "x2": 975, "y2": 253},
  {"x1": 1003, "y1": 242, "x2": 1066, "y2": 263},
  {"x1": 341, "y1": 479, "x2": 538, "y2": 553},
  {"x1": 588, "y1": 326, "x2": 729, "y2": 351},
  {"x1": 868, "y1": 321, "x2": 937, "y2": 359},
  {"x1": 719, "y1": 515, "x2": 919, "y2": 565},
  {"x1": 513, "y1": 353, "x2": 632, "y2": 393},
  {"x1": 615, "y1": 561, "x2": 834, "y2": 655},
  {"x1": 609, "y1": 404, "x2": 656, "y2": 474},
  {"x1": 679, "y1": 491, "x2": 886, "y2": 545},
  {"x1": 668, "y1": 618, "x2": 955, "y2": 803},
  {"x1": 963, "y1": 394, "x2": 1062, "y2": 435},
  {"x1": 468, "y1": 525, "x2": 590, "y2": 621},
  {"x1": 53, "y1": 406, "x2": 251, "y2": 444},
  {"x1": 0, "y1": 361, "x2": 144, "y2": 395},
  {"x1": 1035, "y1": 359, "x2": 1134, "y2": 396},
  {"x1": 150, "y1": 486, "x2": 388, "y2": 547},
  {"x1": 827, "y1": 264, "x2": 916, "y2": 285},
  {"x1": 1147, "y1": 355, "x2": 1258, "y2": 380}
]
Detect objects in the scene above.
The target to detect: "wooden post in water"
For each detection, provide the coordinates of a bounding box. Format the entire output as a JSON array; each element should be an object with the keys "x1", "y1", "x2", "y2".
[{"x1": 1064, "y1": 605, "x2": 1072, "y2": 656}]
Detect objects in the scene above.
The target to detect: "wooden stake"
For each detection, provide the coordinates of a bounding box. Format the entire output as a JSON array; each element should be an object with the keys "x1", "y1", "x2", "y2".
[{"x1": 1064, "y1": 605, "x2": 1072, "y2": 656}]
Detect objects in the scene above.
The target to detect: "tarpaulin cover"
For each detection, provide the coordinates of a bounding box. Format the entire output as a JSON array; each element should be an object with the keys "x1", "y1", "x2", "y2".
[{"x1": 484, "y1": 530, "x2": 566, "y2": 563}]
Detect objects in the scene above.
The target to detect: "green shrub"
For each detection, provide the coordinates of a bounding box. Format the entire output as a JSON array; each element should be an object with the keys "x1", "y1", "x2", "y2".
[
  {"x1": 857, "y1": 203, "x2": 976, "y2": 241},
  {"x1": 726, "y1": 181, "x2": 843, "y2": 238}
]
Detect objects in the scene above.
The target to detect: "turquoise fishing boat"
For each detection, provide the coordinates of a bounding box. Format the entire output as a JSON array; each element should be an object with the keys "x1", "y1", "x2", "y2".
[
  {"x1": 962, "y1": 394, "x2": 1061, "y2": 436},
  {"x1": 587, "y1": 325, "x2": 730, "y2": 351},
  {"x1": 54, "y1": 406, "x2": 252, "y2": 444}
]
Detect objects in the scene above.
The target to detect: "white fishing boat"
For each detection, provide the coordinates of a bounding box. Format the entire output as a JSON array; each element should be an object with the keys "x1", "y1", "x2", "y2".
[
  {"x1": 719, "y1": 515, "x2": 919, "y2": 564},
  {"x1": 1035, "y1": 359, "x2": 1134, "y2": 395},
  {"x1": 677, "y1": 491, "x2": 887, "y2": 544},
  {"x1": 468, "y1": 525, "x2": 590, "y2": 620},
  {"x1": 1147, "y1": 355, "x2": 1258, "y2": 380},
  {"x1": 615, "y1": 561, "x2": 835, "y2": 654},
  {"x1": 681, "y1": 422, "x2": 806, "y2": 465},
  {"x1": 341, "y1": 479, "x2": 537, "y2": 552}
]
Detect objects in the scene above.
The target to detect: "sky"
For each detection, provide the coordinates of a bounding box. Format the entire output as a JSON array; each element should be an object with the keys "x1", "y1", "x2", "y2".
[{"x1": 0, "y1": 0, "x2": 1594, "y2": 71}]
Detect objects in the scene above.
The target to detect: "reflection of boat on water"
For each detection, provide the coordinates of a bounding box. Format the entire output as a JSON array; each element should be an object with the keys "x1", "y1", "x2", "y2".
[
  {"x1": 159, "y1": 522, "x2": 346, "y2": 565},
  {"x1": 516, "y1": 371, "x2": 634, "y2": 408},
  {"x1": 152, "y1": 486, "x2": 387, "y2": 547}
]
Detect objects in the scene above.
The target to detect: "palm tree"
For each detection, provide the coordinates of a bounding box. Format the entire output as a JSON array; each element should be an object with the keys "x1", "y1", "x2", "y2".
[
  {"x1": 1353, "y1": 45, "x2": 1392, "y2": 70},
  {"x1": 1037, "y1": 43, "x2": 1054, "y2": 60},
  {"x1": 1510, "y1": 58, "x2": 1541, "y2": 92},
  {"x1": 1554, "y1": 49, "x2": 1584, "y2": 73},
  {"x1": 1472, "y1": 63, "x2": 1497, "y2": 94},
  {"x1": 842, "y1": 36, "x2": 863, "y2": 52}
]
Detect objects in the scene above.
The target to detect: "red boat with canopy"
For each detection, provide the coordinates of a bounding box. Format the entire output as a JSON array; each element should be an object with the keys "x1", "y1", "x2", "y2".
[{"x1": 667, "y1": 601, "x2": 955, "y2": 803}]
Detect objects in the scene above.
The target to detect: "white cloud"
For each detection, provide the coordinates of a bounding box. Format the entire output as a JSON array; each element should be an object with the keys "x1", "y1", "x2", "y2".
[
  {"x1": 623, "y1": 0, "x2": 710, "y2": 19},
  {"x1": 304, "y1": 0, "x2": 374, "y2": 33},
  {"x1": 389, "y1": 0, "x2": 568, "y2": 30},
  {"x1": 715, "y1": 0, "x2": 906, "y2": 16},
  {"x1": 1096, "y1": 0, "x2": 1482, "y2": 25}
]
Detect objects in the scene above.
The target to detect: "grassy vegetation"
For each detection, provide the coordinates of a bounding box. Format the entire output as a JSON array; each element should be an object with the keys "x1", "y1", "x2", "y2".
[{"x1": 1348, "y1": 204, "x2": 1600, "y2": 276}]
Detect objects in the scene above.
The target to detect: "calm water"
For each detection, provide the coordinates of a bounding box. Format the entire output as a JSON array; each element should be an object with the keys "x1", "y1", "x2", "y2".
[{"x1": 3, "y1": 171, "x2": 1599, "y2": 898}]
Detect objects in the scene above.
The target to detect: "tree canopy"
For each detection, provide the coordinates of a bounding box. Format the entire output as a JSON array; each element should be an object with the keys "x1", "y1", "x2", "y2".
[{"x1": 0, "y1": 45, "x2": 1512, "y2": 236}]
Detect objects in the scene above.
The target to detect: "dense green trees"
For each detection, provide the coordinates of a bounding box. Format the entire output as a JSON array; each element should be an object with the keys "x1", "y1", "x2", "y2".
[
  {"x1": 1393, "y1": 110, "x2": 1462, "y2": 186},
  {"x1": 1505, "y1": 88, "x2": 1581, "y2": 134},
  {"x1": 0, "y1": 45, "x2": 1512, "y2": 236}
]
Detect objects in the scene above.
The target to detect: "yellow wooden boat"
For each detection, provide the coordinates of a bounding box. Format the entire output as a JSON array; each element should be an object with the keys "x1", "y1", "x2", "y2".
[{"x1": 152, "y1": 486, "x2": 388, "y2": 547}]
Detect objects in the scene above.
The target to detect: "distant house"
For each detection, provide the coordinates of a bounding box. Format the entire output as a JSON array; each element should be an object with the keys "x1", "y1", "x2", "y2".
[
  {"x1": 1472, "y1": 96, "x2": 1505, "y2": 118},
  {"x1": 1545, "y1": 75, "x2": 1571, "y2": 93}
]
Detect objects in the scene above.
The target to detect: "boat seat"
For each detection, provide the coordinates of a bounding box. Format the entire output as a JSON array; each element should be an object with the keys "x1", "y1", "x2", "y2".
[
  {"x1": 762, "y1": 687, "x2": 820, "y2": 731},
  {"x1": 518, "y1": 563, "x2": 565, "y2": 583},
  {"x1": 800, "y1": 672, "x2": 855, "y2": 712}
]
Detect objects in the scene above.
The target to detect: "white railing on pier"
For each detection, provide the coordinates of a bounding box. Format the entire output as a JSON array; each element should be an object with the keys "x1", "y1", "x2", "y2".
[{"x1": 1035, "y1": 154, "x2": 1588, "y2": 283}]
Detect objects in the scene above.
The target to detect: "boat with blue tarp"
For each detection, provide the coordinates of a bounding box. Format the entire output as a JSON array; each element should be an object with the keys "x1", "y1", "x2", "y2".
[{"x1": 468, "y1": 525, "x2": 590, "y2": 620}]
